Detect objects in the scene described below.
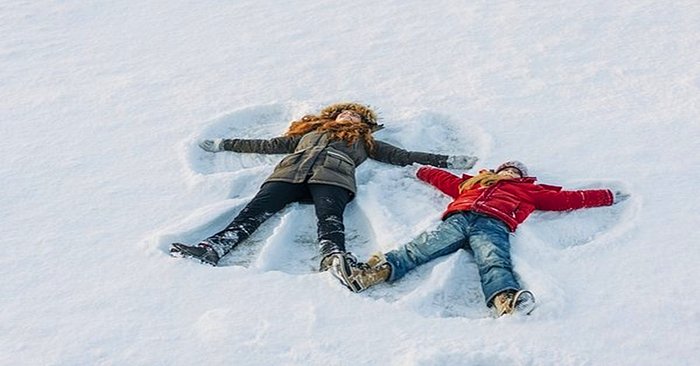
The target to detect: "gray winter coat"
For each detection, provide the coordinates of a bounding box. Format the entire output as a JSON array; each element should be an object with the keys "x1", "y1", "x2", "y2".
[{"x1": 221, "y1": 130, "x2": 448, "y2": 196}]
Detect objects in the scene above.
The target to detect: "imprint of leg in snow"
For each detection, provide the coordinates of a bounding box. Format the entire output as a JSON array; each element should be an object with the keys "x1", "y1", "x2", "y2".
[
  {"x1": 251, "y1": 202, "x2": 377, "y2": 274},
  {"x1": 153, "y1": 200, "x2": 376, "y2": 273},
  {"x1": 503, "y1": 179, "x2": 637, "y2": 319},
  {"x1": 147, "y1": 198, "x2": 248, "y2": 254},
  {"x1": 148, "y1": 195, "x2": 287, "y2": 267},
  {"x1": 362, "y1": 251, "x2": 491, "y2": 319},
  {"x1": 354, "y1": 110, "x2": 491, "y2": 253}
]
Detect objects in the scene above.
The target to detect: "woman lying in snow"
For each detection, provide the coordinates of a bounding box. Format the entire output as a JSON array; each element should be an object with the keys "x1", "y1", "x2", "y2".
[
  {"x1": 335, "y1": 161, "x2": 628, "y2": 316},
  {"x1": 170, "y1": 102, "x2": 478, "y2": 281}
]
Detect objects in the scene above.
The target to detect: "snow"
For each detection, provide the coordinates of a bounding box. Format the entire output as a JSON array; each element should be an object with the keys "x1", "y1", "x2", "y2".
[{"x1": 2, "y1": 0, "x2": 699, "y2": 365}]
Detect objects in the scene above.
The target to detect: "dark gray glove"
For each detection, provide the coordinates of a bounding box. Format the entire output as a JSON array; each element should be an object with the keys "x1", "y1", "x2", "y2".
[
  {"x1": 199, "y1": 138, "x2": 224, "y2": 152},
  {"x1": 446, "y1": 155, "x2": 478, "y2": 170}
]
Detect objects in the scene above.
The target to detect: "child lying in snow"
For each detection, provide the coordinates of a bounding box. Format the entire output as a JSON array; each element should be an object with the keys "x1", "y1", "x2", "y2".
[{"x1": 333, "y1": 161, "x2": 628, "y2": 316}]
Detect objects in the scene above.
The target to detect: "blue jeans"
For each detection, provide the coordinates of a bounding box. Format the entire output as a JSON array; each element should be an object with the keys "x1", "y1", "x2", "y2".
[{"x1": 384, "y1": 211, "x2": 520, "y2": 305}]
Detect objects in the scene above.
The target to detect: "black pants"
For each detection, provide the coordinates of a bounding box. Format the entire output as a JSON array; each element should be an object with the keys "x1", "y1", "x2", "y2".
[{"x1": 203, "y1": 181, "x2": 353, "y2": 260}]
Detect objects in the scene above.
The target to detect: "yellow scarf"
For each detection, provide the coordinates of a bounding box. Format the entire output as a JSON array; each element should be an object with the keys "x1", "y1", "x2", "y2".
[{"x1": 459, "y1": 170, "x2": 513, "y2": 193}]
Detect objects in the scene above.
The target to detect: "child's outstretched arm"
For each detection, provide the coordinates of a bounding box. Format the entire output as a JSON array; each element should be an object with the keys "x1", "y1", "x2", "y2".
[
  {"x1": 199, "y1": 136, "x2": 302, "y2": 154},
  {"x1": 416, "y1": 166, "x2": 465, "y2": 198},
  {"x1": 532, "y1": 186, "x2": 614, "y2": 211}
]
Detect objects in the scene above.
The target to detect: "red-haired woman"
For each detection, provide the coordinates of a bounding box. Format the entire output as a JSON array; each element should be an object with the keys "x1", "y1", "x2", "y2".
[{"x1": 170, "y1": 103, "x2": 477, "y2": 287}]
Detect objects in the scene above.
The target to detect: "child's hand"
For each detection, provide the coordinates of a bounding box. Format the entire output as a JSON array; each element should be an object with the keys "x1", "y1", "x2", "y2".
[
  {"x1": 199, "y1": 138, "x2": 224, "y2": 152},
  {"x1": 613, "y1": 190, "x2": 630, "y2": 204},
  {"x1": 446, "y1": 155, "x2": 478, "y2": 170}
]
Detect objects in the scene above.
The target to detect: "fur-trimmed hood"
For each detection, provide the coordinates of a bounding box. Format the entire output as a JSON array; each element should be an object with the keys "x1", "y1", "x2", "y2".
[{"x1": 319, "y1": 102, "x2": 384, "y2": 131}]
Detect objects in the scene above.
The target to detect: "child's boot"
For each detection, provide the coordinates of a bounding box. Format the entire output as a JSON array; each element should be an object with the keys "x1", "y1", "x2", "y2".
[
  {"x1": 353, "y1": 252, "x2": 391, "y2": 291},
  {"x1": 492, "y1": 290, "x2": 516, "y2": 316},
  {"x1": 491, "y1": 289, "x2": 536, "y2": 317}
]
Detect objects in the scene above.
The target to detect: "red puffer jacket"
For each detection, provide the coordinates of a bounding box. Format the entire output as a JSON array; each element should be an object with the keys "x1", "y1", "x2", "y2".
[{"x1": 416, "y1": 166, "x2": 614, "y2": 231}]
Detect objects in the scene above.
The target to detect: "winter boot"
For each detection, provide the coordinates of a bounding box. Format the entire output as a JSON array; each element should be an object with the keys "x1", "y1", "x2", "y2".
[
  {"x1": 170, "y1": 243, "x2": 220, "y2": 266},
  {"x1": 492, "y1": 290, "x2": 516, "y2": 316},
  {"x1": 491, "y1": 289, "x2": 536, "y2": 317},
  {"x1": 352, "y1": 252, "x2": 391, "y2": 290},
  {"x1": 366, "y1": 252, "x2": 386, "y2": 268},
  {"x1": 319, "y1": 251, "x2": 341, "y2": 272},
  {"x1": 323, "y1": 252, "x2": 366, "y2": 293}
]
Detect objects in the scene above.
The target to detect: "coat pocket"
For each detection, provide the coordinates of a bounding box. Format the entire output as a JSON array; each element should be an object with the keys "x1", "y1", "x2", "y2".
[
  {"x1": 278, "y1": 151, "x2": 303, "y2": 168},
  {"x1": 324, "y1": 151, "x2": 355, "y2": 175}
]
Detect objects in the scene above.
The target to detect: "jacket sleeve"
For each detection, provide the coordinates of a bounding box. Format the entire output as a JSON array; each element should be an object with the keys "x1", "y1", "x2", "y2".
[
  {"x1": 532, "y1": 187, "x2": 614, "y2": 211},
  {"x1": 416, "y1": 166, "x2": 463, "y2": 198},
  {"x1": 369, "y1": 140, "x2": 449, "y2": 167},
  {"x1": 221, "y1": 136, "x2": 301, "y2": 154}
]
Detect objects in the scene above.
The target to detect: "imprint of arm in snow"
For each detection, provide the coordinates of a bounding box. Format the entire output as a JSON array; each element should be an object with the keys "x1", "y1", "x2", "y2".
[
  {"x1": 372, "y1": 110, "x2": 491, "y2": 161},
  {"x1": 250, "y1": 201, "x2": 377, "y2": 274},
  {"x1": 355, "y1": 110, "x2": 492, "y2": 251},
  {"x1": 523, "y1": 179, "x2": 638, "y2": 249},
  {"x1": 181, "y1": 103, "x2": 301, "y2": 175},
  {"x1": 505, "y1": 179, "x2": 638, "y2": 319}
]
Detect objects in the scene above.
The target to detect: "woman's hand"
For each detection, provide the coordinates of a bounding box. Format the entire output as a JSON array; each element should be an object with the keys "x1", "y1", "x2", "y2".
[
  {"x1": 446, "y1": 155, "x2": 478, "y2": 170},
  {"x1": 199, "y1": 139, "x2": 224, "y2": 152}
]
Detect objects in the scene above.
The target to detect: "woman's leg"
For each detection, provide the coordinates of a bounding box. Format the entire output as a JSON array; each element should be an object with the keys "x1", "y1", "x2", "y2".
[
  {"x1": 467, "y1": 215, "x2": 520, "y2": 305},
  {"x1": 384, "y1": 214, "x2": 469, "y2": 282},
  {"x1": 308, "y1": 184, "x2": 353, "y2": 260},
  {"x1": 204, "y1": 182, "x2": 307, "y2": 258}
]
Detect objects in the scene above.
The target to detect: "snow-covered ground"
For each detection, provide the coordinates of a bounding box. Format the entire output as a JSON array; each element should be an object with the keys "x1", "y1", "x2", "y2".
[{"x1": 2, "y1": 1, "x2": 699, "y2": 365}]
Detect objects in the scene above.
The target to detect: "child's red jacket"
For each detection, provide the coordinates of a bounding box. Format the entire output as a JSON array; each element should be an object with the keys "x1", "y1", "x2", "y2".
[{"x1": 416, "y1": 166, "x2": 614, "y2": 231}]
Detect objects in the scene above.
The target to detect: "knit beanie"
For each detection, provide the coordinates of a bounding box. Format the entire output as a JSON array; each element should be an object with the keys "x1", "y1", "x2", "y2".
[{"x1": 496, "y1": 161, "x2": 528, "y2": 177}]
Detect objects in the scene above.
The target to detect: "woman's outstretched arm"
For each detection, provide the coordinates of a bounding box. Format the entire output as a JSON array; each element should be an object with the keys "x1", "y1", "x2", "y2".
[
  {"x1": 369, "y1": 140, "x2": 477, "y2": 169},
  {"x1": 200, "y1": 136, "x2": 301, "y2": 154}
]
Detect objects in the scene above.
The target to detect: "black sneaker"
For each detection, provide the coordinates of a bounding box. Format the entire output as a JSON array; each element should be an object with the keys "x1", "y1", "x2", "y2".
[{"x1": 170, "y1": 243, "x2": 220, "y2": 266}]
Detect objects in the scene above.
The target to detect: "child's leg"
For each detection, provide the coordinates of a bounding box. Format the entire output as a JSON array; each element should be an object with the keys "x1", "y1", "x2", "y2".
[
  {"x1": 467, "y1": 215, "x2": 520, "y2": 306},
  {"x1": 384, "y1": 214, "x2": 469, "y2": 282}
]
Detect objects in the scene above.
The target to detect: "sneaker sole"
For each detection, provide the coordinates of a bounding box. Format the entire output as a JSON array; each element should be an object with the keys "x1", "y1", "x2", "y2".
[{"x1": 513, "y1": 290, "x2": 536, "y2": 315}]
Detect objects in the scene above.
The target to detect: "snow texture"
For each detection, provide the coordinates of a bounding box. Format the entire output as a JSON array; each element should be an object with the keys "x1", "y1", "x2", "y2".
[{"x1": 1, "y1": 1, "x2": 699, "y2": 365}]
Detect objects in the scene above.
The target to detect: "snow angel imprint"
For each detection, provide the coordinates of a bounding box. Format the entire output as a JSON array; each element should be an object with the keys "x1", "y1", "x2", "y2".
[
  {"x1": 337, "y1": 161, "x2": 629, "y2": 317},
  {"x1": 170, "y1": 102, "x2": 478, "y2": 285}
]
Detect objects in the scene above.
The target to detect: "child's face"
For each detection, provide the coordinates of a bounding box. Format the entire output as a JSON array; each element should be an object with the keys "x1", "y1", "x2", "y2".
[{"x1": 497, "y1": 167, "x2": 522, "y2": 179}]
